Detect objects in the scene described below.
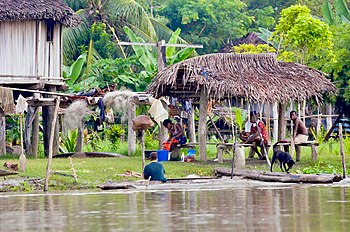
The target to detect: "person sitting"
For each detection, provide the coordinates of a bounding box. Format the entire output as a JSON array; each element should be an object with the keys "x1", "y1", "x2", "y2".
[
  {"x1": 239, "y1": 111, "x2": 268, "y2": 160},
  {"x1": 162, "y1": 119, "x2": 187, "y2": 151},
  {"x1": 143, "y1": 152, "x2": 167, "y2": 182},
  {"x1": 282, "y1": 111, "x2": 309, "y2": 160}
]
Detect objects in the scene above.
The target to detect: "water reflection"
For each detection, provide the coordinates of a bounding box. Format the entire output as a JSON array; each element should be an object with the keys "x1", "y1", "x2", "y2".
[{"x1": 0, "y1": 186, "x2": 349, "y2": 232}]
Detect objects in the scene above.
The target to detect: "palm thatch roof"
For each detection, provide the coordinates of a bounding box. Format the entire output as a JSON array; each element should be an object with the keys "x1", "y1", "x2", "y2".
[
  {"x1": 147, "y1": 53, "x2": 336, "y2": 103},
  {"x1": 0, "y1": 0, "x2": 80, "y2": 27}
]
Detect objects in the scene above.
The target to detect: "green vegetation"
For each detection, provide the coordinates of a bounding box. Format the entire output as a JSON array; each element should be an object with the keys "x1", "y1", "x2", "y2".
[{"x1": 2, "y1": 139, "x2": 350, "y2": 192}]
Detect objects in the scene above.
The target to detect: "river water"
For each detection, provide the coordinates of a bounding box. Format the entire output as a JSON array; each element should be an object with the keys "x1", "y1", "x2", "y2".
[{"x1": 0, "y1": 180, "x2": 349, "y2": 232}]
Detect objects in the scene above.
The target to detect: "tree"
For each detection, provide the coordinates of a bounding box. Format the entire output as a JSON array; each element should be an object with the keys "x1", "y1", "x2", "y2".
[
  {"x1": 272, "y1": 5, "x2": 334, "y2": 66},
  {"x1": 156, "y1": 0, "x2": 253, "y2": 53}
]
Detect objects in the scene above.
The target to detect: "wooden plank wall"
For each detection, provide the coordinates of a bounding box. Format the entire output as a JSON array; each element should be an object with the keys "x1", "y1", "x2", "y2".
[{"x1": 0, "y1": 20, "x2": 62, "y2": 79}]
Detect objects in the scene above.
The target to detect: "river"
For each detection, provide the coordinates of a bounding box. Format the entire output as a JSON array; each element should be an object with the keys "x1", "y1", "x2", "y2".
[{"x1": 0, "y1": 179, "x2": 349, "y2": 232}]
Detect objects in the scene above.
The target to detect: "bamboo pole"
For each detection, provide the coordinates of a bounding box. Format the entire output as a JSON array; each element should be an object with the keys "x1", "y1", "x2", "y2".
[
  {"x1": 19, "y1": 113, "x2": 27, "y2": 172},
  {"x1": 339, "y1": 124, "x2": 347, "y2": 179},
  {"x1": 69, "y1": 157, "x2": 78, "y2": 182},
  {"x1": 44, "y1": 97, "x2": 60, "y2": 192},
  {"x1": 273, "y1": 103, "x2": 278, "y2": 143}
]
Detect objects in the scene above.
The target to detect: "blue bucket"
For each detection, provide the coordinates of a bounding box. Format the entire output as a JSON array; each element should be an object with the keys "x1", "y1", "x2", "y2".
[
  {"x1": 187, "y1": 149, "x2": 196, "y2": 157},
  {"x1": 157, "y1": 150, "x2": 169, "y2": 162}
]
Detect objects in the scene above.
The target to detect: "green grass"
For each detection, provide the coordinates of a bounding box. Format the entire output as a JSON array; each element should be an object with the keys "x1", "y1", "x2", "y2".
[{"x1": 2, "y1": 140, "x2": 350, "y2": 192}]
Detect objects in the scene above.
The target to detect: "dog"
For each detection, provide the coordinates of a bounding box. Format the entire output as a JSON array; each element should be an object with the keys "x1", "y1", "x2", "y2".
[{"x1": 270, "y1": 142, "x2": 295, "y2": 173}]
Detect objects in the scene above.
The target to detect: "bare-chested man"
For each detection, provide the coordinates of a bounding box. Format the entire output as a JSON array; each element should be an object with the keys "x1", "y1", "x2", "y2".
[
  {"x1": 290, "y1": 110, "x2": 308, "y2": 143},
  {"x1": 283, "y1": 111, "x2": 308, "y2": 160}
]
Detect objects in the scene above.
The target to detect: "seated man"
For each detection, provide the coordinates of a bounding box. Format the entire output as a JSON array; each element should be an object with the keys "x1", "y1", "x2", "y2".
[
  {"x1": 283, "y1": 111, "x2": 308, "y2": 160},
  {"x1": 143, "y1": 152, "x2": 167, "y2": 182},
  {"x1": 162, "y1": 119, "x2": 187, "y2": 151},
  {"x1": 239, "y1": 111, "x2": 268, "y2": 160}
]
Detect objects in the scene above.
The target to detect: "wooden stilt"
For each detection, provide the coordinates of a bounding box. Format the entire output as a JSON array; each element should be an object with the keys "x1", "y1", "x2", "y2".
[
  {"x1": 32, "y1": 93, "x2": 40, "y2": 158},
  {"x1": 44, "y1": 97, "x2": 60, "y2": 192},
  {"x1": 43, "y1": 87, "x2": 59, "y2": 157}
]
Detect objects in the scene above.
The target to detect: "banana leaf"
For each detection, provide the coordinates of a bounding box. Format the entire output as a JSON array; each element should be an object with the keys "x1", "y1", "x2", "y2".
[
  {"x1": 166, "y1": 28, "x2": 181, "y2": 58},
  {"x1": 335, "y1": 0, "x2": 350, "y2": 21},
  {"x1": 322, "y1": 0, "x2": 335, "y2": 25}
]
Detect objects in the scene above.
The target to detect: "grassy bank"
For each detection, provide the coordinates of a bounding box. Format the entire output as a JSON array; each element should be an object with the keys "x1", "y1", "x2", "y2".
[{"x1": 1, "y1": 140, "x2": 350, "y2": 192}]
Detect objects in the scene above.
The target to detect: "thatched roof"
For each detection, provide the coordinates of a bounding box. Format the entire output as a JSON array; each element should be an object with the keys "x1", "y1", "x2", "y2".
[
  {"x1": 147, "y1": 53, "x2": 336, "y2": 103},
  {"x1": 0, "y1": 0, "x2": 80, "y2": 27}
]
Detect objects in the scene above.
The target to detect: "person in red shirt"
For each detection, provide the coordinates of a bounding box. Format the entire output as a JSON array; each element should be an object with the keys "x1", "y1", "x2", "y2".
[{"x1": 240, "y1": 111, "x2": 268, "y2": 160}]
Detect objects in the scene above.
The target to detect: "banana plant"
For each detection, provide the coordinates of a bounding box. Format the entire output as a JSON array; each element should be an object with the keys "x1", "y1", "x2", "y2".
[
  {"x1": 62, "y1": 53, "x2": 87, "y2": 84},
  {"x1": 322, "y1": 0, "x2": 350, "y2": 25},
  {"x1": 123, "y1": 26, "x2": 195, "y2": 72}
]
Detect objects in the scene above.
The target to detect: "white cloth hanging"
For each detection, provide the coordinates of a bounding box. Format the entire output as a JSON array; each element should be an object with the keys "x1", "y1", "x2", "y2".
[
  {"x1": 15, "y1": 94, "x2": 28, "y2": 114},
  {"x1": 148, "y1": 97, "x2": 168, "y2": 125}
]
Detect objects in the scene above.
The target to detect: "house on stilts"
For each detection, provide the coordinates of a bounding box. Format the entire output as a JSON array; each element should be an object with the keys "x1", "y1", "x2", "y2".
[{"x1": 0, "y1": 0, "x2": 80, "y2": 155}]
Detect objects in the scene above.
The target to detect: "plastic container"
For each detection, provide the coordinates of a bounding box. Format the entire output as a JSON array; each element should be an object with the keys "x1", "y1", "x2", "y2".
[
  {"x1": 157, "y1": 150, "x2": 169, "y2": 162},
  {"x1": 187, "y1": 149, "x2": 196, "y2": 157}
]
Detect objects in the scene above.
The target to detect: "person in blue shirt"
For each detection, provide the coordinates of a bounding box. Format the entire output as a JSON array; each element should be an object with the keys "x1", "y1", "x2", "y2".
[{"x1": 143, "y1": 152, "x2": 167, "y2": 182}]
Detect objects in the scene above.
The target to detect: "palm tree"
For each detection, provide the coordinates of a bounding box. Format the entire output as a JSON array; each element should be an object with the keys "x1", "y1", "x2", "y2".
[{"x1": 63, "y1": 0, "x2": 189, "y2": 64}]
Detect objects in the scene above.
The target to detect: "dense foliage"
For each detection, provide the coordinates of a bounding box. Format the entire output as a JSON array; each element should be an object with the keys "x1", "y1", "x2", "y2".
[{"x1": 62, "y1": 0, "x2": 350, "y2": 115}]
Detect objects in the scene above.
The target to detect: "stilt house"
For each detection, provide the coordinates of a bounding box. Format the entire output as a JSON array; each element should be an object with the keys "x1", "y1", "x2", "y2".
[{"x1": 0, "y1": 0, "x2": 80, "y2": 155}]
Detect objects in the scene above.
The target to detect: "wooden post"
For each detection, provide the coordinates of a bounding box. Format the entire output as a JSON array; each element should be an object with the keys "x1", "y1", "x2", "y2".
[
  {"x1": 317, "y1": 105, "x2": 321, "y2": 134},
  {"x1": 198, "y1": 88, "x2": 208, "y2": 161},
  {"x1": 188, "y1": 104, "x2": 196, "y2": 143},
  {"x1": 43, "y1": 86, "x2": 59, "y2": 157},
  {"x1": 326, "y1": 103, "x2": 332, "y2": 131},
  {"x1": 44, "y1": 97, "x2": 60, "y2": 192},
  {"x1": 302, "y1": 100, "x2": 306, "y2": 124},
  {"x1": 266, "y1": 102, "x2": 271, "y2": 143},
  {"x1": 32, "y1": 94, "x2": 40, "y2": 158},
  {"x1": 273, "y1": 103, "x2": 278, "y2": 143},
  {"x1": 339, "y1": 124, "x2": 347, "y2": 179},
  {"x1": 157, "y1": 40, "x2": 166, "y2": 70},
  {"x1": 277, "y1": 103, "x2": 286, "y2": 141},
  {"x1": 141, "y1": 130, "x2": 145, "y2": 171},
  {"x1": 24, "y1": 106, "x2": 34, "y2": 156},
  {"x1": 128, "y1": 101, "x2": 136, "y2": 156},
  {"x1": 75, "y1": 118, "x2": 84, "y2": 152},
  {"x1": 0, "y1": 111, "x2": 5, "y2": 155}
]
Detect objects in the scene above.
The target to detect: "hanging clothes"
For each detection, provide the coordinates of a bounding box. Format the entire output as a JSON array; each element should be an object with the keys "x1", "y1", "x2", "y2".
[{"x1": 148, "y1": 97, "x2": 168, "y2": 125}]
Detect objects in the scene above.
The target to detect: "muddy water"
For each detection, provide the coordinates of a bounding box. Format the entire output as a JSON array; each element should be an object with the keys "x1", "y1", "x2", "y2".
[{"x1": 0, "y1": 185, "x2": 349, "y2": 232}]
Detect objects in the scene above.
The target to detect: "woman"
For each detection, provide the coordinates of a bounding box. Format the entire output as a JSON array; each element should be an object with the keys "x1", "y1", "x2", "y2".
[{"x1": 162, "y1": 119, "x2": 187, "y2": 151}]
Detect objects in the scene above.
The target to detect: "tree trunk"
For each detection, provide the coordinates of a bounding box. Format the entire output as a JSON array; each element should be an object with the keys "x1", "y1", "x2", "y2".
[{"x1": 215, "y1": 168, "x2": 343, "y2": 183}]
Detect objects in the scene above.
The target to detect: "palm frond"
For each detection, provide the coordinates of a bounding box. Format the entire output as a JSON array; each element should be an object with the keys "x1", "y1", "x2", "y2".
[{"x1": 104, "y1": 0, "x2": 158, "y2": 41}]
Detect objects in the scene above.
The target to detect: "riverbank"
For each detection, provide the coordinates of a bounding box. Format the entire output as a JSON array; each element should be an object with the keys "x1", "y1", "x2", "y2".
[{"x1": 0, "y1": 152, "x2": 349, "y2": 192}]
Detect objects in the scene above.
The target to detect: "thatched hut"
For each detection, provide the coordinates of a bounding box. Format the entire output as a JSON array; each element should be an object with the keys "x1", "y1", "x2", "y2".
[
  {"x1": 147, "y1": 53, "x2": 336, "y2": 161},
  {"x1": 0, "y1": 0, "x2": 80, "y2": 156}
]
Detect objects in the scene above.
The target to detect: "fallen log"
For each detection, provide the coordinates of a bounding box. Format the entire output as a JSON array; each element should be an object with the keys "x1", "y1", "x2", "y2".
[
  {"x1": 215, "y1": 168, "x2": 343, "y2": 183},
  {"x1": 53, "y1": 152, "x2": 126, "y2": 158},
  {"x1": 0, "y1": 170, "x2": 19, "y2": 177}
]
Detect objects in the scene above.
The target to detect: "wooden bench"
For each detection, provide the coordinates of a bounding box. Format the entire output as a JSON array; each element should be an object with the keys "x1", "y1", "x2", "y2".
[
  {"x1": 216, "y1": 143, "x2": 271, "y2": 164},
  {"x1": 275, "y1": 141, "x2": 319, "y2": 162}
]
